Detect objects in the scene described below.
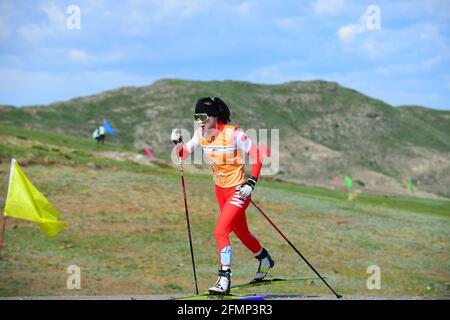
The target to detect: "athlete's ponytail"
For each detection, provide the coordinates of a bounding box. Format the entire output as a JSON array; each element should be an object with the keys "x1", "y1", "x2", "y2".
[{"x1": 212, "y1": 97, "x2": 231, "y2": 124}]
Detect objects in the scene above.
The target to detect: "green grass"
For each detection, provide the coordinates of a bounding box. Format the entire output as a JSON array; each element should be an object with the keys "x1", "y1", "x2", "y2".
[
  {"x1": 259, "y1": 180, "x2": 450, "y2": 218},
  {"x1": 0, "y1": 125, "x2": 135, "y2": 153},
  {"x1": 0, "y1": 125, "x2": 179, "y2": 176},
  {"x1": 0, "y1": 124, "x2": 449, "y2": 298}
]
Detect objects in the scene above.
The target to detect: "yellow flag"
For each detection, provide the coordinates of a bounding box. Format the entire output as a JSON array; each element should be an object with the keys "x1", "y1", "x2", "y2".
[{"x1": 3, "y1": 159, "x2": 65, "y2": 237}]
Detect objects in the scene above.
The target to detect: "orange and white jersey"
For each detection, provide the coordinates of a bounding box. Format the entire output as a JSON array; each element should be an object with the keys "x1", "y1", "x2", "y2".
[{"x1": 184, "y1": 124, "x2": 254, "y2": 188}]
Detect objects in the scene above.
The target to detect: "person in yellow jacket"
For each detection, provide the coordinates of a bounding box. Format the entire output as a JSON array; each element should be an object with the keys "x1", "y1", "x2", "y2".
[
  {"x1": 171, "y1": 97, "x2": 274, "y2": 294},
  {"x1": 98, "y1": 125, "x2": 106, "y2": 144}
]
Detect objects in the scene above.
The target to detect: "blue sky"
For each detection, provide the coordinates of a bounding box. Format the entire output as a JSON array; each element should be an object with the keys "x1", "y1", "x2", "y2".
[{"x1": 0, "y1": 0, "x2": 449, "y2": 109}]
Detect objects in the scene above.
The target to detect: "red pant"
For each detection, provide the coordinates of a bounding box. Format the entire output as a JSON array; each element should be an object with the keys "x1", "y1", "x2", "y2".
[{"x1": 214, "y1": 184, "x2": 262, "y2": 266}]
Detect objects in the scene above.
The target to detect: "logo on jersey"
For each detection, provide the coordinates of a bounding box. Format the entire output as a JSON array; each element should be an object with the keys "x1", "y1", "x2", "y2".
[
  {"x1": 229, "y1": 188, "x2": 246, "y2": 208},
  {"x1": 213, "y1": 171, "x2": 225, "y2": 181}
]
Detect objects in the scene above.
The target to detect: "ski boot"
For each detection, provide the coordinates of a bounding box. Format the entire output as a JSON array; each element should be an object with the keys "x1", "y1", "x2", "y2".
[
  {"x1": 254, "y1": 248, "x2": 275, "y2": 281},
  {"x1": 209, "y1": 269, "x2": 231, "y2": 295}
]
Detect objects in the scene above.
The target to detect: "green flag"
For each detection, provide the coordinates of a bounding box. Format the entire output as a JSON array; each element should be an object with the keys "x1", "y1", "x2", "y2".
[
  {"x1": 407, "y1": 177, "x2": 414, "y2": 193},
  {"x1": 345, "y1": 176, "x2": 353, "y2": 188}
]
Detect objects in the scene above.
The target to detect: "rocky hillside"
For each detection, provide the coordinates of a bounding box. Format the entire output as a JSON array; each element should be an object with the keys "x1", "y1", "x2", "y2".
[{"x1": 1, "y1": 79, "x2": 449, "y2": 198}]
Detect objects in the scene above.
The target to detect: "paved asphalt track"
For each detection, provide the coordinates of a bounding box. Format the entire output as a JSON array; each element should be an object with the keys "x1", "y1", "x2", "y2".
[{"x1": 0, "y1": 294, "x2": 447, "y2": 300}]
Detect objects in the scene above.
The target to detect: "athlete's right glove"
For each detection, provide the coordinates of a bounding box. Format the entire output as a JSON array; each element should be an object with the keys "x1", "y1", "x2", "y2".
[{"x1": 171, "y1": 128, "x2": 182, "y2": 144}]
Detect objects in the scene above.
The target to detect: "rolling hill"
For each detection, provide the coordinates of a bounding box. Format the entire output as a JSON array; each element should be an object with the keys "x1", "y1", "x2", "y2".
[{"x1": 1, "y1": 79, "x2": 449, "y2": 198}]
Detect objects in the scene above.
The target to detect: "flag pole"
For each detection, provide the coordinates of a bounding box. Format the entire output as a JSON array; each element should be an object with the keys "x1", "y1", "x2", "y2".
[
  {"x1": 1, "y1": 159, "x2": 15, "y2": 259},
  {"x1": 0, "y1": 216, "x2": 7, "y2": 259}
]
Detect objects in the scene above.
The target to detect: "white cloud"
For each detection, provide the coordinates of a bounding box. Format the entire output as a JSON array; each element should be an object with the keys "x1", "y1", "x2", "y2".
[
  {"x1": 18, "y1": 24, "x2": 49, "y2": 42},
  {"x1": 300, "y1": 70, "x2": 447, "y2": 109},
  {"x1": 18, "y1": 1, "x2": 67, "y2": 43},
  {"x1": 1, "y1": 0, "x2": 449, "y2": 110},
  {"x1": 68, "y1": 49, "x2": 91, "y2": 63},
  {"x1": 354, "y1": 23, "x2": 446, "y2": 61},
  {"x1": 106, "y1": 0, "x2": 211, "y2": 36},
  {"x1": 243, "y1": 60, "x2": 307, "y2": 83},
  {"x1": 423, "y1": 55, "x2": 443, "y2": 69},
  {"x1": 242, "y1": 58, "x2": 450, "y2": 109},
  {"x1": 334, "y1": 1, "x2": 450, "y2": 65},
  {"x1": 275, "y1": 16, "x2": 307, "y2": 32},
  {"x1": 15, "y1": 0, "x2": 210, "y2": 40},
  {"x1": 234, "y1": 1, "x2": 254, "y2": 16},
  {"x1": 215, "y1": 0, "x2": 263, "y2": 17},
  {"x1": 41, "y1": 1, "x2": 65, "y2": 26},
  {"x1": 336, "y1": 5, "x2": 377, "y2": 42},
  {"x1": 158, "y1": 0, "x2": 209, "y2": 18},
  {"x1": 67, "y1": 49, "x2": 123, "y2": 64},
  {"x1": 337, "y1": 23, "x2": 365, "y2": 41},
  {"x1": 314, "y1": 0, "x2": 346, "y2": 15},
  {"x1": 376, "y1": 0, "x2": 450, "y2": 22},
  {"x1": 374, "y1": 56, "x2": 445, "y2": 76}
]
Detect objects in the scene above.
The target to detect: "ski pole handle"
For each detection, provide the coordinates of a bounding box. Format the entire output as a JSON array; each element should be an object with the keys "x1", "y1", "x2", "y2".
[{"x1": 172, "y1": 138, "x2": 182, "y2": 145}]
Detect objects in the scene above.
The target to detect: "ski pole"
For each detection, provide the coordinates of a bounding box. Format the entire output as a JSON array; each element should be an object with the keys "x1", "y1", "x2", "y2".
[
  {"x1": 250, "y1": 199, "x2": 342, "y2": 299},
  {"x1": 174, "y1": 141, "x2": 199, "y2": 295}
]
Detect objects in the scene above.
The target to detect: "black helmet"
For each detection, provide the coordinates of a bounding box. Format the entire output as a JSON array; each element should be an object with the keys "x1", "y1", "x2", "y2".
[
  {"x1": 195, "y1": 97, "x2": 219, "y2": 116},
  {"x1": 195, "y1": 97, "x2": 230, "y2": 123}
]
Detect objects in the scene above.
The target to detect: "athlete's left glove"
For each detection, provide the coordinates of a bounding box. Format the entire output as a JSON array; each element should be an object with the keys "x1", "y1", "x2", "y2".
[{"x1": 237, "y1": 176, "x2": 257, "y2": 200}]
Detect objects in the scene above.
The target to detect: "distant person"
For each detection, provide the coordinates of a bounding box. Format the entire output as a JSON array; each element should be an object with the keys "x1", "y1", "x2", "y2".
[
  {"x1": 171, "y1": 97, "x2": 273, "y2": 295},
  {"x1": 98, "y1": 125, "x2": 106, "y2": 144},
  {"x1": 92, "y1": 128, "x2": 100, "y2": 143}
]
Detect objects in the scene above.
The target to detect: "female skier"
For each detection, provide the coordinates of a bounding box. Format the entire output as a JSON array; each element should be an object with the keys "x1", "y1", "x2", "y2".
[{"x1": 171, "y1": 97, "x2": 274, "y2": 295}]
